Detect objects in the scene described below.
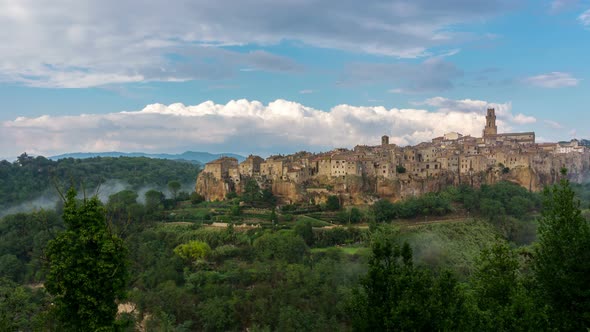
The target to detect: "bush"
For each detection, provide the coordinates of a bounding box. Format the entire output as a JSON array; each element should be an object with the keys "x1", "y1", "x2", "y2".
[
  {"x1": 173, "y1": 240, "x2": 212, "y2": 262},
  {"x1": 190, "y1": 192, "x2": 205, "y2": 205},
  {"x1": 253, "y1": 231, "x2": 308, "y2": 263},
  {"x1": 325, "y1": 195, "x2": 341, "y2": 211}
]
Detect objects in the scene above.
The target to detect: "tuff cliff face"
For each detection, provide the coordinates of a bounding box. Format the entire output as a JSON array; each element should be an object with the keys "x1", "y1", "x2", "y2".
[
  {"x1": 195, "y1": 172, "x2": 231, "y2": 201},
  {"x1": 195, "y1": 164, "x2": 587, "y2": 205}
]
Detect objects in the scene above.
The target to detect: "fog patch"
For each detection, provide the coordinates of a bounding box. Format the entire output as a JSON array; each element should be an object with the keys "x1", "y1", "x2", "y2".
[
  {"x1": 1, "y1": 179, "x2": 198, "y2": 218},
  {"x1": 0, "y1": 189, "x2": 61, "y2": 218}
]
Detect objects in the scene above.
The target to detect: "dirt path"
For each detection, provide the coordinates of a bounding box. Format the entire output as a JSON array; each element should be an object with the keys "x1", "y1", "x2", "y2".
[{"x1": 320, "y1": 217, "x2": 472, "y2": 230}]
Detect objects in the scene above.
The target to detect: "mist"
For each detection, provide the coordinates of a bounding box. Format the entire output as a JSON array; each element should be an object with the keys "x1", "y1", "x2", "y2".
[{"x1": 0, "y1": 179, "x2": 197, "y2": 218}]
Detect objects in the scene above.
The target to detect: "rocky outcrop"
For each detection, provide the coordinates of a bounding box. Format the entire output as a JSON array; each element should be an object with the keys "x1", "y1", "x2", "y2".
[
  {"x1": 272, "y1": 180, "x2": 302, "y2": 204},
  {"x1": 196, "y1": 164, "x2": 589, "y2": 204},
  {"x1": 195, "y1": 172, "x2": 231, "y2": 201}
]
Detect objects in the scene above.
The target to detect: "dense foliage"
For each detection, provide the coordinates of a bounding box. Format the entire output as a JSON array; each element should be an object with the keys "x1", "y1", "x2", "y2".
[
  {"x1": 45, "y1": 189, "x2": 129, "y2": 331},
  {"x1": 533, "y1": 172, "x2": 590, "y2": 330},
  {"x1": 0, "y1": 153, "x2": 200, "y2": 210},
  {"x1": 1, "y1": 167, "x2": 589, "y2": 330}
]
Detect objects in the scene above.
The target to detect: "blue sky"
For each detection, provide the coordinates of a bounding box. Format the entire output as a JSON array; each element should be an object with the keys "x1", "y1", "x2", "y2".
[{"x1": 1, "y1": 0, "x2": 589, "y2": 159}]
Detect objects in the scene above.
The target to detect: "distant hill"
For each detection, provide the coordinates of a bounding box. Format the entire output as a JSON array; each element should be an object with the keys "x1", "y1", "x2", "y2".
[
  {"x1": 0, "y1": 155, "x2": 203, "y2": 213},
  {"x1": 580, "y1": 139, "x2": 590, "y2": 147},
  {"x1": 50, "y1": 151, "x2": 246, "y2": 164}
]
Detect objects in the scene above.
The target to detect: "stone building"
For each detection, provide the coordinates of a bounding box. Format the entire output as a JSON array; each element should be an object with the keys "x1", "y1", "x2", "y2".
[
  {"x1": 203, "y1": 156, "x2": 239, "y2": 180},
  {"x1": 197, "y1": 107, "x2": 589, "y2": 202}
]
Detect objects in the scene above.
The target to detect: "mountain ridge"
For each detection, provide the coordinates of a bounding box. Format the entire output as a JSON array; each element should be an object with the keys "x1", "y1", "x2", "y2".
[{"x1": 49, "y1": 151, "x2": 246, "y2": 164}]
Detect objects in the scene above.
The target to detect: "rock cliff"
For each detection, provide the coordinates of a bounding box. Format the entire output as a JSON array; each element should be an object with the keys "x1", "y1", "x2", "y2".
[{"x1": 196, "y1": 164, "x2": 587, "y2": 205}]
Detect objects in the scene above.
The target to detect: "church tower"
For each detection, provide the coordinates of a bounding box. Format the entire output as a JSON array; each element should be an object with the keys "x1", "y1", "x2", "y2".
[
  {"x1": 381, "y1": 135, "x2": 389, "y2": 146},
  {"x1": 482, "y1": 108, "x2": 497, "y2": 138}
]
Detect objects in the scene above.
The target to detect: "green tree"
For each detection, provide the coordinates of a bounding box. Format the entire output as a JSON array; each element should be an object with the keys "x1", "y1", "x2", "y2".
[
  {"x1": 0, "y1": 278, "x2": 46, "y2": 331},
  {"x1": 325, "y1": 195, "x2": 341, "y2": 211},
  {"x1": 253, "y1": 231, "x2": 308, "y2": 263},
  {"x1": 45, "y1": 188, "x2": 129, "y2": 331},
  {"x1": 533, "y1": 170, "x2": 590, "y2": 330},
  {"x1": 0, "y1": 254, "x2": 23, "y2": 282},
  {"x1": 294, "y1": 220, "x2": 314, "y2": 246},
  {"x1": 145, "y1": 189, "x2": 165, "y2": 214},
  {"x1": 470, "y1": 242, "x2": 542, "y2": 330},
  {"x1": 371, "y1": 199, "x2": 396, "y2": 223},
  {"x1": 242, "y1": 179, "x2": 261, "y2": 203},
  {"x1": 174, "y1": 240, "x2": 211, "y2": 262},
  {"x1": 190, "y1": 192, "x2": 205, "y2": 205},
  {"x1": 168, "y1": 180, "x2": 181, "y2": 200},
  {"x1": 349, "y1": 207, "x2": 363, "y2": 223},
  {"x1": 351, "y1": 234, "x2": 468, "y2": 331}
]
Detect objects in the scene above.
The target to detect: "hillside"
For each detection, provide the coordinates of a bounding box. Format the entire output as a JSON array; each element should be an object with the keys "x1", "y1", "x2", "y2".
[
  {"x1": 0, "y1": 154, "x2": 201, "y2": 212},
  {"x1": 49, "y1": 151, "x2": 246, "y2": 164}
]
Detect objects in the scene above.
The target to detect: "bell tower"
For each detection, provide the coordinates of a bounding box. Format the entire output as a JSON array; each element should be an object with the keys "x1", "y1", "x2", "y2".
[{"x1": 482, "y1": 108, "x2": 497, "y2": 138}]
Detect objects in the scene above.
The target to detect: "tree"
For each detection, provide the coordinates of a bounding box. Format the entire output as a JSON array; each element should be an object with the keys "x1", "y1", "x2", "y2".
[
  {"x1": 190, "y1": 192, "x2": 205, "y2": 205},
  {"x1": 294, "y1": 220, "x2": 314, "y2": 246},
  {"x1": 533, "y1": 169, "x2": 590, "y2": 330},
  {"x1": 470, "y1": 242, "x2": 543, "y2": 330},
  {"x1": 174, "y1": 240, "x2": 211, "y2": 262},
  {"x1": 351, "y1": 234, "x2": 469, "y2": 331},
  {"x1": 371, "y1": 199, "x2": 396, "y2": 223},
  {"x1": 145, "y1": 189, "x2": 165, "y2": 214},
  {"x1": 168, "y1": 180, "x2": 181, "y2": 200},
  {"x1": 242, "y1": 179, "x2": 261, "y2": 203},
  {"x1": 269, "y1": 209, "x2": 278, "y2": 226},
  {"x1": 325, "y1": 195, "x2": 341, "y2": 211},
  {"x1": 45, "y1": 188, "x2": 129, "y2": 331},
  {"x1": 0, "y1": 278, "x2": 46, "y2": 331}
]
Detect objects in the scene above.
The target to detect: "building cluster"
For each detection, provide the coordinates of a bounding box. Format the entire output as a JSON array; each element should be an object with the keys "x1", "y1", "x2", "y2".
[{"x1": 202, "y1": 108, "x2": 589, "y2": 185}]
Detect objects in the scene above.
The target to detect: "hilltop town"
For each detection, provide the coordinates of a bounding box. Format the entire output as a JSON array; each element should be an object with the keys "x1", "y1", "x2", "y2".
[{"x1": 196, "y1": 108, "x2": 590, "y2": 204}]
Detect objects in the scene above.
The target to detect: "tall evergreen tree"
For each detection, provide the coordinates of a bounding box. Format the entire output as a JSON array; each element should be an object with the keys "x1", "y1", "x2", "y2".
[
  {"x1": 351, "y1": 232, "x2": 468, "y2": 331},
  {"x1": 533, "y1": 169, "x2": 590, "y2": 330},
  {"x1": 45, "y1": 188, "x2": 129, "y2": 331}
]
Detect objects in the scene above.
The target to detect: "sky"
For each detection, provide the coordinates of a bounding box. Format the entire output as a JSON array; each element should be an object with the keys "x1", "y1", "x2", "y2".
[{"x1": 1, "y1": 0, "x2": 589, "y2": 159}]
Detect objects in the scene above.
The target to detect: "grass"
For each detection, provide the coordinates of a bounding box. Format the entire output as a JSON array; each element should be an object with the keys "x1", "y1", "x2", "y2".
[
  {"x1": 311, "y1": 246, "x2": 368, "y2": 255},
  {"x1": 296, "y1": 215, "x2": 332, "y2": 227}
]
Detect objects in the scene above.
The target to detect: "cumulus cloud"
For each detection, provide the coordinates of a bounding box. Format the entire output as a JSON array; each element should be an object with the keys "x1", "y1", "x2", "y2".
[
  {"x1": 524, "y1": 72, "x2": 580, "y2": 88},
  {"x1": 0, "y1": 0, "x2": 516, "y2": 87},
  {"x1": 414, "y1": 97, "x2": 536, "y2": 128},
  {"x1": 1, "y1": 98, "x2": 539, "y2": 159},
  {"x1": 345, "y1": 58, "x2": 463, "y2": 93},
  {"x1": 580, "y1": 9, "x2": 590, "y2": 26}
]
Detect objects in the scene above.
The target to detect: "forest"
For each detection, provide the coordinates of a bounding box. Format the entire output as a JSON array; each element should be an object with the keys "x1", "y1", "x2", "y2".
[
  {"x1": 0, "y1": 157, "x2": 589, "y2": 331},
  {"x1": 0, "y1": 153, "x2": 200, "y2": 211}
]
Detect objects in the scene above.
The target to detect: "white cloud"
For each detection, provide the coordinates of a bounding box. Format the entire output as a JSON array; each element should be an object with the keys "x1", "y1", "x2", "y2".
[
  {"x1": 550, "y1": 0, "x2": 579, "y2": 12},
  {"x1": 0, "y1": 99, "x2": 516, "y2": 158},
  {"x1": 580, "y1": 9, "x2": 590, "y2": 26},
  {"x1": 0, "y1": 0, "x2": 516, "y2": 87},
  {"x1": 299, "y1": 89, "x2": 314, "y2": 94},
  {"x1": 414, "y1": 97, "x2": 536, "y2": 128},
  {"x1": 524, "y1": 72, "x2": 580, "y2": 88},
  {"x1": 544, "y1": 119, "x2": 564, "y2": 129}
]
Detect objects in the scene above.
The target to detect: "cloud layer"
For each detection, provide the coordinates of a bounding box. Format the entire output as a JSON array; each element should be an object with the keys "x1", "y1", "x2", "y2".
[
  {"x1": 580, "y1": 9, "x2": 590, "y2": 26},
  {"x1": 1, "y1": 98, "x2": 536, "y2": 158},
  {"x1": 415, "y1": 97, "x2": 536, "y2": 125},
  {"x1": 524, "y1": 72, "x2": 580, "y2": 88},
  {"x1": 345, "y1": 58, "x2": 464, "y2": 93},
  {"x1": 0, "y1": 0, "x2": 516, "y2": 87}
]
